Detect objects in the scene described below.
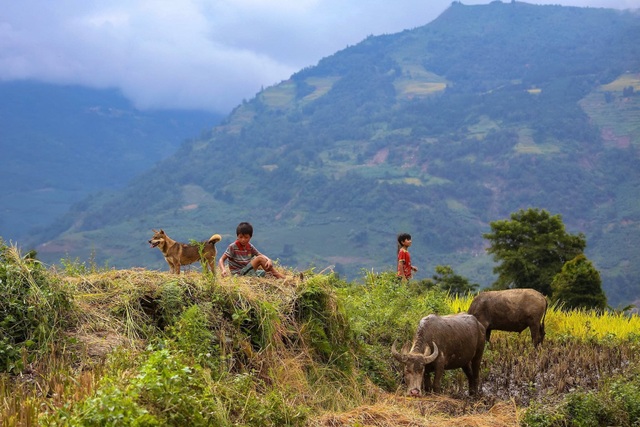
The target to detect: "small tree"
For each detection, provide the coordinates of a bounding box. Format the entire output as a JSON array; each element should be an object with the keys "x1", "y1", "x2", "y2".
[
  {"x1": 483, "y1": 208, "x2": 586, "y2": 296},
  {"x1": 551, "y1": 254, "x2": 607, "y2": 311},
  {"x1": 432, "y1": 265, "x2": 479, "y2": 296}
]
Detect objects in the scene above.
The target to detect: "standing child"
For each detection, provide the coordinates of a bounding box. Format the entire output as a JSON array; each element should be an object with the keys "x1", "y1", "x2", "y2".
[
  {"x1": 218, "y1": 222, "x2": 285, "y2": 279},
  {"x1": 397, "y1": 232, "x2": 418, "y2": 281}
]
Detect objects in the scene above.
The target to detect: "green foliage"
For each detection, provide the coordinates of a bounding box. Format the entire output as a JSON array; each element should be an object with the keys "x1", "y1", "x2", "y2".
[
  {"x1": 165, "y1": 303, "x2": 219, "y2": 371},
  {"x1": 521, "y1": 369, "x2": 640, "y2": 427},
  {"x1": 0, "y1": 239, "x2": 72, "y2": 372},
  {"x1": 130, "y1": 349, "x2": 224, "y2": 426},
  {"x1": 59, "y1": 250, "x2": 107, "y2": 276},
  {"x1": 49, "y1": 348, "x2": 229, "y2": 427},
  {"x1": 47, "y1": 346, "x2": 309, "y2": 427},
  {"x1": 484, "y1": 208, "x2": 586, "y2": 296},
  {"x1": 562, "y1": 391, "x2": 622, "y2": 427},
  {"x1": 431, "y1": 265, "x2": 479, "y2": 296},
  {"x1": 551, "y1": 254, "x2": 607, "y2": 311},
  {"x1": 295, "y1": 274, "x2": 353, "y2": 371},
  {"x1": 609, "y1": 377, "x2": 640, "y2": 424},
  {"x1": 157, "y1": 279, "x2": 188, "y2": 325},
  {"x1": 56, "y1": 385, "x2": 161, "y2": 427}
]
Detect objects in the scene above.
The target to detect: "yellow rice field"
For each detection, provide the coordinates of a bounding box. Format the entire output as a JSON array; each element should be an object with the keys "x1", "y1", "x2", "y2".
[{"x1": 448, "y1": 293, "x2": 640, "y2": 342}]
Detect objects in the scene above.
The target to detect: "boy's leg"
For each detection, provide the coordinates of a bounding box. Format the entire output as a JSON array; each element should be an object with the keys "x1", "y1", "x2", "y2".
[
  {"x1": 238, "y1": 262, "x2": 255, "y2": 276},
  {"x1": 251, "y1": 255, "x2": 285, "y2": 279},
  {"x1": 237, "y1": 258, "x2": 267, "y2": 277}
]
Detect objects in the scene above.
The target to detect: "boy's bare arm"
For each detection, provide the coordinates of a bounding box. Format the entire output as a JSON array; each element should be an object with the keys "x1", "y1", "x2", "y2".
[{"x1": 218, "y1": 253, "x2": 229, "y2": 276}]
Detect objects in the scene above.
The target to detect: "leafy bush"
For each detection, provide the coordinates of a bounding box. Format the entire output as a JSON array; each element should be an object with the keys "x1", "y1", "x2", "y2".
[
  {"x1": 295, "y1": 274, "x2": 353, "y2": 371},
  {"x1": 165, "y1": 303, "x2": 219, "y2": 371},
  {"x1": 0, "y1": 239, "x2": 72, "y2": 372},
  {"x1": 521, "y1": 370, "x2": 640, "y2": 427},
  {"x1": 55, "y1": 385, "x2": 160, "y2": 427},
  {"x1": 562, "y1": 391, "x2": 621, "y2": 427},
  {"x1": 47, "y1": 347, "x2": 308, "y2": 427},
  {"x1": 609, "y1": 375, "x2": 640, "y2": 425}
]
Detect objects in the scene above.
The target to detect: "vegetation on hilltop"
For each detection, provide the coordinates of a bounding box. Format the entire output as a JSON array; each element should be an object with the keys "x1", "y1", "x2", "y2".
[
  {"x1": 27, "y1": 2, "x2": 640, "y2": 307},
  {"x1": 2, "y1": 241, "x2": 640, "y2": 426}
]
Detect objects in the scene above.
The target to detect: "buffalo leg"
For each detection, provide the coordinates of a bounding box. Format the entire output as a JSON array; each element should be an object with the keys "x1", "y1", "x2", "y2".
[
  {"x1": 461, "y1": 365, "x2": 473, "y2": 393},
  {"x1": 423, "y1": 372, "x2": 433, "y2": 393},
  {"x1": 432, "y1": 366, "x2": 444, "y2": 393},
  {"x1": 530, "y1": 324, "x2": 544, "y2": 348}
]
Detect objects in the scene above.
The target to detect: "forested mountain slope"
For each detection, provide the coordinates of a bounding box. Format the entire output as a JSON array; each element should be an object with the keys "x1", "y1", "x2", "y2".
[
  {"x1": 29, "y1": 2, "x2": 640, "y2": 306},
  {"x1": 0, "y1": 82, "x2": 221, "y2": 241}
]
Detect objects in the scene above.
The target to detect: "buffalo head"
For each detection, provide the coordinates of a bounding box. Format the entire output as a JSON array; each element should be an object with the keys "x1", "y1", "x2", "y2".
[{"x1": 392, "y1": 340, "x2": 439, "y2": 396}]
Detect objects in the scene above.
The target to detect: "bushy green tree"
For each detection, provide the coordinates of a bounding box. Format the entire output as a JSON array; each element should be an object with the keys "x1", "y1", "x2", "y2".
[
  {"x1": 551, "y1": 254, "x2": 607, "y2": 311},
  {"x1": 431, "y1": 265, "x2": 479, "y2": 296},
  {"x1": 483, "y1": 208, "x2": 586, "y2": 295}
]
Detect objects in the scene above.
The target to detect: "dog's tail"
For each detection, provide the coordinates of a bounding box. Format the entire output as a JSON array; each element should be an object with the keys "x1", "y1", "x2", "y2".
[{"x1": 207, "y1": 234, "x2": 222, "y2": 245}]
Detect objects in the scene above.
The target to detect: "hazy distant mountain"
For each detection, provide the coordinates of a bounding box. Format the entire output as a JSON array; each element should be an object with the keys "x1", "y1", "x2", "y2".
[
  {"x1": 24, "y1": 2, "x2": 640, "y2": 306},
  {"x1": 0, "y1": 82, "x2": 222, "y2": 241}
]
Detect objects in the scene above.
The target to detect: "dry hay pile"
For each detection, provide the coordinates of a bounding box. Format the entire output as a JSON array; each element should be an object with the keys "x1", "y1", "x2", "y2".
[
  {"x1": 312, "y1": 394, "x2": 520, "y2": 426},
  {"x1": 62, "y1": 268, "x2": 306, "y2": 363}
]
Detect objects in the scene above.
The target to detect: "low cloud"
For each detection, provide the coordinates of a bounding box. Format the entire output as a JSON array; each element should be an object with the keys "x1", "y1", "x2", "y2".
[{"x1": 1, "y1": 0, "x2": 638, "y2": 113}]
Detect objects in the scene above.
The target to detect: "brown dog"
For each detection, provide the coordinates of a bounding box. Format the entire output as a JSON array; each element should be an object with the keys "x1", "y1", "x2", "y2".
[{"x1": 148, "y1": 229, "x2": 222, "y2": 274}]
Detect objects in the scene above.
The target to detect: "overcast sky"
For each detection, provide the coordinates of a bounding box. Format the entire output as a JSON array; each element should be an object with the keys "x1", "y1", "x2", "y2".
[{"x1": 1, "y1": 1, "x2": 638, "y2": 114}]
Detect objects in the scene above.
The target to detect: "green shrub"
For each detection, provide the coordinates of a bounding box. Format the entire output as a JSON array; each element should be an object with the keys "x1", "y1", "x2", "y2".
[
  {"x1": 609, "y1": 375, "x2": 640, "y2": 425},
  {"x1": 522, "y1": 372, "x2": 640, "y2": 427},
  {"x1": 58, "y1": 385, "x2": 160, "y2": 427},
  {"x1": 562, "y1": 391, "x2": 621, "y2": 427},
  {"x1": 520, "y1": 401, "x2": 564, "y2": 427},
  {"x1": 131, "y1": 349, "x2": 227, "y2": 426},
  {"x1": 0, "y1": 241, "x2": 72, "y2": 372},
  {"x1": 295, "y1": 274, "x2": 353, "y2": 371},
  {"x1": 165, "y1": 303, "x2": 219, "y2": 371},
  {"x1": 340, "y1": 270, "x2": 450, "y2": 345},
  {"x1": 157, "y1": 279, "x2": 188, "y2": 325}
]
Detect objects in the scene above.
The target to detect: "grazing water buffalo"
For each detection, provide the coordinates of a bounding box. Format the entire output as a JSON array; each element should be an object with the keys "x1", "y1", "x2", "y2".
[
  {"x1": 392, "y1": 313, "x2": 485, "y2": 396},
  {"x1": 467, "y1": 288, "x2": 548, "y2": 347}
]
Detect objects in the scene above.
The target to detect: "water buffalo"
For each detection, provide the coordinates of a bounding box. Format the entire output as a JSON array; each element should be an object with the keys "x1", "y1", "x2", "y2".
[
  {"x1": 391, "y1": 313, "x2": 485, "y2": 396},
  {"x1": 467, "y1": 288, "x2": 548, "y2": 347}
]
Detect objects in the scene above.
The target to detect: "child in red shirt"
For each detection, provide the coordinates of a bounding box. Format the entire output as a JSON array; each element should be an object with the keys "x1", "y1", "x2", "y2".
[{"x1": 397, "y1": 233, "x2": 418, "y2": 281}]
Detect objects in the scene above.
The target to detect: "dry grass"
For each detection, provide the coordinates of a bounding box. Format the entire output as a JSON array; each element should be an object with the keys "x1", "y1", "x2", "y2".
[{"x1": 311, "y1": 394, "x2": 520, "y2": 426}]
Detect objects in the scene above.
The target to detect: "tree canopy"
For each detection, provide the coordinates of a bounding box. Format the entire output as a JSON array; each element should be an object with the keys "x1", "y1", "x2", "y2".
[
  {"x1": 429, "y1": 265, "x2": 479, "y2": 296},
  {"x1": 551, "y1": 254, "x2": 607, "y2": 311},
  {"x1": 483, "y1": 208, "x2": 586, "y2": 296}
]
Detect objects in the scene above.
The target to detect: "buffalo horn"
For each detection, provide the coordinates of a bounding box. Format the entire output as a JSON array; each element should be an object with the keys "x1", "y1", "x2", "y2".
[
  {"x1": 391, "y1": 340, "x2": 408, "y2": 363},
  {"x1": 422, "y1": 341, "x2": 439, "y2": 364}
]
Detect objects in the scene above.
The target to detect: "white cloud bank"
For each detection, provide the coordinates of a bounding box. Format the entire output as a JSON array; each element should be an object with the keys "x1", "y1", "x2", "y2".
[{"x1": 1, "y1": 0, "x2": 638, "y2": 113}]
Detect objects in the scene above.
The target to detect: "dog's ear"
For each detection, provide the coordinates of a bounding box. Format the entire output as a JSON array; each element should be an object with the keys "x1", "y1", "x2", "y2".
[{"x1": 160, "y1": 229, "x2": 165, "y2": 234}]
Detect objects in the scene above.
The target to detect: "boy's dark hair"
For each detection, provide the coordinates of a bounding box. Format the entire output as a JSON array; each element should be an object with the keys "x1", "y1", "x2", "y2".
[
  {"x1": 397, "y1": 233, "x2": 411, "y2": 244},
  {"x1": 397, "y1": 233, "x2": 411, "y2": 253},
  {"x1": 236, "y1": 222, "x2": 253, "y2": 237}
]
